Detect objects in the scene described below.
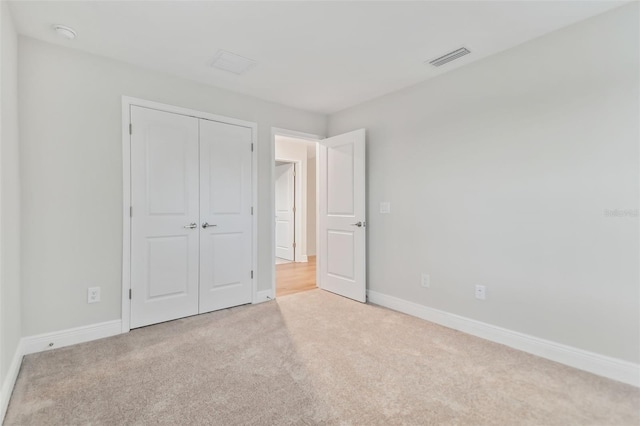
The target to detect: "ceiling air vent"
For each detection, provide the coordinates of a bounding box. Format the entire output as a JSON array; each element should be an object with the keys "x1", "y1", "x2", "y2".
[
  {"x1": 210, "y1": 50, "x2": 256, "y2": 75},
  {"x1": 428, "y1": 47, "x2": 471, "y2": 67}
]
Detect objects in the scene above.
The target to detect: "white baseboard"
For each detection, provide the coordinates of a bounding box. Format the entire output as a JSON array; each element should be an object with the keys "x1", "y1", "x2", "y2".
[
  {"x1": 296, "y1": 255, "x2": 309, "y2": 263},
  {"x1": 22, "y1": 320, "x2": 123, "y2": 355},
  {"x1": 254, "y1": 290, "x2": 274, "y2": 304},
  {"x1": 1, "y1": 339, "x2": 24, "y2": 423},
  {"x1": 367, "y1": 290, "x2": 640, "y2": 387},
  {"x1": 1, "y1": 320, "x2": 123, "y2": 422}
]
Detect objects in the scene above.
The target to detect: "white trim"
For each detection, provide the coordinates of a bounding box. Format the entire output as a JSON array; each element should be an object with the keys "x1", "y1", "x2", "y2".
[
  {"x1": 22, "y1": 320, "x2": 123, "y2": 356},
  {"x1": 121, "y1": 98, "x2": 131, "y2": 333},
  {"x1": 2, "y1": 320, "x2": 124, "y2": 421},
  {"x1": 251, "y1": 126, "x2": 259, "y2": 304},
  {"x1": 254, "y1": 289, "x2": 274, "y2": 304},
  {"x1": 367, "y1": 290, "x2": 640, "y2": 387},
  {"x1": 0, "y1": 340, "x2": 23, "y2": 424},
  {"x1": 271, "y1": 128, "x2": 322, "y2": 298},
  {"x1": 315, "y1": 145, "x2": 320, "y2": 289},
  {"x1": 121, "y1": 96, "x2": 259, "y2": 327}
]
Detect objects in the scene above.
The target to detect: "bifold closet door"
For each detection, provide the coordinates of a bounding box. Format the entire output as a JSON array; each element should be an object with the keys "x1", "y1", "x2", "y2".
[
  {"x1": 199, "y1": 119, "x2": 253, "y2": 313},
  {"x1": 130, "y1": 106, "x2": 200, "y2": 329}
]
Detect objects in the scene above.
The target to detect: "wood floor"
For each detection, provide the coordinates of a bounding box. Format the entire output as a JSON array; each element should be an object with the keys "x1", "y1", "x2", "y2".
[{"x1": 276, "y1": 256, "x2": 316, "y2": 297}]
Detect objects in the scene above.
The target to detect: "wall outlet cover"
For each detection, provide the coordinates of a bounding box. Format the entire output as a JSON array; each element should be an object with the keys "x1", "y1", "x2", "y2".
[
  {"x1": 421, "y1": 273, "x2": 430, "y2": 288},
  {"x1": 380, "y1": 202, "x2": 391, "y2": 214},
  {"x1": 88, "y1": 287, "x2": 101, "y2": 303}
]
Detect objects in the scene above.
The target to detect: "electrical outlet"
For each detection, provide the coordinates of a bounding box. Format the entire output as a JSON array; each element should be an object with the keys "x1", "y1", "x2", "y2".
[
  {"x1": 421, "y1": 273, "x2": 430, "y2": 288},
  {"x1": 380, "y1": 202, "x2": 391, "y2": 214},
  {"x1": 475, "y1": 285, "x2": 486, "y2": 300},
  {"x1": 88, "y1": 287, "x2": 101, "y2": 303}
]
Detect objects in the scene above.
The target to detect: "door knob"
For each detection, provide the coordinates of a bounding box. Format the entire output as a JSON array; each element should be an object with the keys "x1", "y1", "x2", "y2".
[
  {"x1": 351, "y1": 221, "x2": 365, "y2": 227},
  {"x1": 184, "y1": 223, "x2": 198, "y2": 229},
  {"x1": 202, "y1": 222, "x2": 217, "y2": 228}
]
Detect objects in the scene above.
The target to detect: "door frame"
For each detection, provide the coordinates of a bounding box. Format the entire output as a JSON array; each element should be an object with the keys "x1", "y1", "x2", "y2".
[
  {"x1": 274, "y1": 159, "x2": 302, "y2": 262},
  {"x1": 271, "y1": 128, "x2": 322, "y2": 299},
  {"x1": 122, "y1": 96, "x2": 258, "y2": 333}
]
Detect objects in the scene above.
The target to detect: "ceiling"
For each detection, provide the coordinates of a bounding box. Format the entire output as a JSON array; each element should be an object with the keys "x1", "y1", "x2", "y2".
[{"x1": 8, "y1": 1, "x2": 625, "y2": 114}]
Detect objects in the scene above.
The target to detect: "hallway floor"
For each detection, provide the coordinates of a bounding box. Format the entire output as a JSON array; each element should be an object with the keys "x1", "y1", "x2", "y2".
[{"x1": 276, "y1": 256, "x2": 316, "y2": 297}]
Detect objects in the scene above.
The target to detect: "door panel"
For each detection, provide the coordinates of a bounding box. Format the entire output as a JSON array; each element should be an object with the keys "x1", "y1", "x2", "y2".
[
  {"x1": 275, "y1": 163, "x2": 295, "y2": 260},
  {"x1": 327, "y1": 230, "x2": 355, "y2": 280},
  {"x1": 146, "y1": 129, "x2": 189, "y2": 214},
  {"x1": 147, "y1": 236, "x2": 189, "y2": 298},
  {"x1": 327, "y1": 144, "x2": 354, "y2": 215},
  {"x1": 208, "y1": 140, "x2": 243, "y2": 214},
  {"x1": 318, "y1": 129, "x2": 366, "y2": 302},
  {"x1": 130, "y1": 106, "x2": 200, "y2": 328},
  {"x1": 206, "y1": 232, "x2": 243, "y2": 290},
  {"x1": 199, "y1": 119, "x2": 253, "y2": 313}
]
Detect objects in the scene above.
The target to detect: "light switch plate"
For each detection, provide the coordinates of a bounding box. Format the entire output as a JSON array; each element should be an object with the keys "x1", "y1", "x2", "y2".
[{"x1": 380, "y1": 202, "x2": 391, "y2": 214}]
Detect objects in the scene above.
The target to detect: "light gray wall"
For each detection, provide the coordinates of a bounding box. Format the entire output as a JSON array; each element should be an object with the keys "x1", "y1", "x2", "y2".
[
  {"x1": 307, "y1": 155, "x2": 316, "y2": 256},
  {"x1": 19, "y1": 37, "x2": 326, "y2": 336},
  {"x1": 1, "y1": 1, "x2": 21, "y2": 382},
  {"x1": 328, "y1": 4, "x2": 639, "y2": 363}
]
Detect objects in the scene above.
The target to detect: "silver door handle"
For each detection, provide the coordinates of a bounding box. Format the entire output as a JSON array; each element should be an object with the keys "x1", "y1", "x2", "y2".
[
  {"x1": 184, "y1": 223, "x2": 197, "y2": 229},
  {"x1": 351, "y1": 221, "x2": 365, "y2": 227},
  {"x1": 202, "y1": 222, "x2": 217, "y2": 228}
]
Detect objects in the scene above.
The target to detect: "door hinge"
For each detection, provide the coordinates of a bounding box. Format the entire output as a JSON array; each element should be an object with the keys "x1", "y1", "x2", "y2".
[
  {"x1": 129, "y1": 289, "x2": 132, "y2": 299},
  {"x1": 251, "y1": 207, "x2": 254, "y2": 215},
  {"x1": 292, "y1": 206, "x2": 296, "y2": 213},
  {"x1": 129, "y1": 123, "x2": 132, "y2": 135},
  {"x1": 251, "y1": 143, "x2": 254, "y2": 152},
  {"x1": 129, "y1": 206, "x2": 132, "y2": 217},
  {"x1": 251, "y1": 270, "x2": 254, "y2": 279},
  {"x1": 293, "y1": 242, "x2": 297, "y2": 248},
  {"x1": 293, "y1": 169, "x2": 296, "y2": 177}
]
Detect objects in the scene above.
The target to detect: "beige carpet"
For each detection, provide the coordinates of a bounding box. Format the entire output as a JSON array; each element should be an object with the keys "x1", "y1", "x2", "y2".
[{"x1": 5, "y1": 289, "x2": 639, "y2": 425}]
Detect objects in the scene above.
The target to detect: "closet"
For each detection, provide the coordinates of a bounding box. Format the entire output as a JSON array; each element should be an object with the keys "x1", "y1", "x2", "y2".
[{"x1": 129, "y1": 105, "x2": 253, "y2": 328}]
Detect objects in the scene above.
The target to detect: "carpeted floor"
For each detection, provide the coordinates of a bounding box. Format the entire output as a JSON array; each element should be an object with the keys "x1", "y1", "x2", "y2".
[{"x1": 5, "y1": 289, "x2": 640, "y2": 425}]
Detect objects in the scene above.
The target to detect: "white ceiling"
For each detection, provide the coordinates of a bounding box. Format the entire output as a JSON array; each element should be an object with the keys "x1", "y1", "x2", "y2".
[{"x1": 8, "y1": 1, "x2": 625, "y2": 114}]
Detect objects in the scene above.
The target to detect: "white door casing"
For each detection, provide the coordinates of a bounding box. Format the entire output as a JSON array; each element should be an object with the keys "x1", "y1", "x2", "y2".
[
  {"x1": 130, "y1": 106, "x2": 200, "y2": 328},
  {"x1": 318, "y1": 129, "x2": 366, "y2": 302},
  {"x1": 199, "y1": 119, "x2": 253, "y2": 313},
  {"x1": 275, "y1": 163, "x2": 295, "y2": 261}
]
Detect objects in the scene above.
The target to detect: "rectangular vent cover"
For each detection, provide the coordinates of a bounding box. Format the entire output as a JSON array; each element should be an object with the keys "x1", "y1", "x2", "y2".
[
  {"x1": 429, "y1": 47, "x2": 471, "y2": 67},
  {"x1": 211, "y1": 50, "x2": 256, "y2": 75}
]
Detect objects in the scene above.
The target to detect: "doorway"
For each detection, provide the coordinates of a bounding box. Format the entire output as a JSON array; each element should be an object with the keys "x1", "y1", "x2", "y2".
[
  {"x1": 270, "y1": 127, "x2": 367, "y2": 303},
  {"x1": 273, "y1": 131, "x2": 319, "y2": 297}
]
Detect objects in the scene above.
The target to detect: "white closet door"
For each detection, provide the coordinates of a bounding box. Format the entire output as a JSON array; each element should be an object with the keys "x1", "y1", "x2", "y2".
[
  {"x1": 130, "y1": 106, "x2": 200, "y2": 328},
  {"x1": 199, "y1": 119, "x2": 253, "y2": 313}
]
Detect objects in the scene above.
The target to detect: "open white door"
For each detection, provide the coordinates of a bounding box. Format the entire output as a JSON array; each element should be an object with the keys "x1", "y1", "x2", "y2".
[
  {"x1": 275, "y1": 163, "x2": 295, "y2": 261},
  {"x1": 318, "y1": 129, "x2": 366, "y2": 302}
]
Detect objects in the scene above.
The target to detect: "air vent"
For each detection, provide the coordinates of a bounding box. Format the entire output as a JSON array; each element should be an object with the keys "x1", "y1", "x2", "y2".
[
  {"x1": 428, "y1": 47, "x2": 471, "y2": 67},
  {"x1": 210, "y1": 50, "x2": 256, "y2": 75}
]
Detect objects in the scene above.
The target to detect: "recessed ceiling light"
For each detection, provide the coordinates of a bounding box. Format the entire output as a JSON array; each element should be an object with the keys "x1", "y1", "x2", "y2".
[
  {"x1": 210, "y1": 50, "x2": 256, "y2": 75},
  {"x1": 53, "y1": 25, "x2": 77, "y2": 40}
]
